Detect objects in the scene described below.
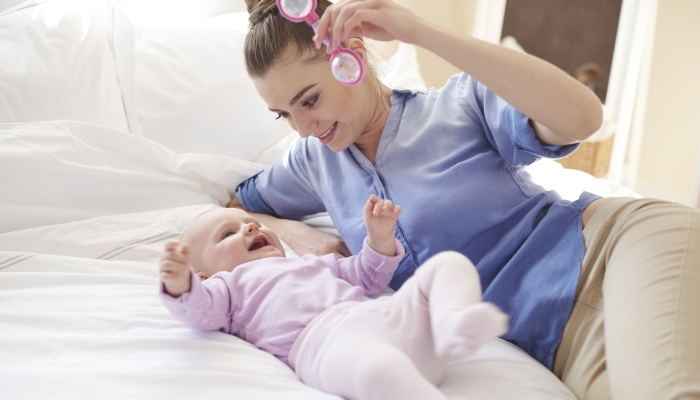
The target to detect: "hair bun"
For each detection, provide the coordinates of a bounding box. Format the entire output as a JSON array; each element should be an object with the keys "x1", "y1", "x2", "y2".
[{"x1": 245, "y1": 0, "x2": 279, "y2": 26}]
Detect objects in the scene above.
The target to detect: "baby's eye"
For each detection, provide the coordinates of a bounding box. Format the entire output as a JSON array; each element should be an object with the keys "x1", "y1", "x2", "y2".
[{"x1": 222, "y1": 231, "x2": 235, "y2": 240}]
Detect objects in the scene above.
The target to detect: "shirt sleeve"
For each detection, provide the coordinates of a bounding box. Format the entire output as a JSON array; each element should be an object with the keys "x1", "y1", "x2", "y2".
[
  {"x1": 454, "y1": 72, "x2": 579, "y2": 166},
  {"x1": 159, "y1": 268, "x2": 233, "y2": 333},
  {"x1": 324, "y1": 237, "x2": 406, "y2": 297},
  {"x1": 235, "y1": 139, "x2": 326, "y2": 220}
]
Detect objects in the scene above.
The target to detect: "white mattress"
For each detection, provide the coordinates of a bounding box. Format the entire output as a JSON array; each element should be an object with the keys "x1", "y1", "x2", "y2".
[{"x1": 0, "y1": 121, "x2": 588, "y2": 399}]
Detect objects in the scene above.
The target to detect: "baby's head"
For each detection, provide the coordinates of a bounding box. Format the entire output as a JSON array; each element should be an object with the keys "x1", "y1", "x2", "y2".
[{"x1": 180, "y1": 208, "x2": 286, "y2": 280}]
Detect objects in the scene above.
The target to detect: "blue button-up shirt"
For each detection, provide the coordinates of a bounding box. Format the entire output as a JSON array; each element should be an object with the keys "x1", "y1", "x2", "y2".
[{"x1": 236, "y1": 73, "x2": 600, "y2": 368}]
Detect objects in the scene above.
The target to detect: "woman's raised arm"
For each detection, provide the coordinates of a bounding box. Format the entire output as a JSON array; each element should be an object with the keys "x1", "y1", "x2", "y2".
[
  {"x1": 413, "y1": 25, "x2": 603, "y2": 146},
  {"x1": 228, "y1": 197, "x2": 351, "y2": 258},
  {"x1": 316, "y1": 0, "x2": 603, "y2": 146}
]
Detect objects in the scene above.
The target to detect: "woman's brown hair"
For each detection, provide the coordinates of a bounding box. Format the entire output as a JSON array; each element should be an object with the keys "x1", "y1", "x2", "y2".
[{"x1": 244, "y1": 0, "x2": 332, "y2": 78}]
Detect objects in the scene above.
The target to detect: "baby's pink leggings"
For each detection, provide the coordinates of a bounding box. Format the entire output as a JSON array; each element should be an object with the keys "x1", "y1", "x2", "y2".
[{"x1": 289, "y1": 251, "x2": 508, "y2": 400}]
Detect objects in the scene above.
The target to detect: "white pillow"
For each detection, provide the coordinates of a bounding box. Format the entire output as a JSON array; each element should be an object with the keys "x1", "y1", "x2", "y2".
[
  {"x1": 134, "y1": 12, "x2": 291, "y2": 163},
  {"x1": 0, "y1": 120, "x2": 264, "y2": 234},
  {"x1": 0, "y1": 0, "x2": 140, "y2": 135},
  {"x1": 133, "y1": 12, "x2": 427, "y2": 165}
]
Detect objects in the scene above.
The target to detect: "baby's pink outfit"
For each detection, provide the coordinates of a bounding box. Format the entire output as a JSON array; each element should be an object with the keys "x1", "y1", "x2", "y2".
[{"x1": 160, "y1": 238, "x2": 508, "y2": 400}]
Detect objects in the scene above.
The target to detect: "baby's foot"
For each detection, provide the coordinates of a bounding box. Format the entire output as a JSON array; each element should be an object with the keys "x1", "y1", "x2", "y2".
[{"x1": 433, "y1": 302, "x2": 509, "y2": 360}]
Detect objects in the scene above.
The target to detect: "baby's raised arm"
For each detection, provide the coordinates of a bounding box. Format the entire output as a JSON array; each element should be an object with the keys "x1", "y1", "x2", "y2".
[
  {"x1": 323, "y1": 195, "x2": 405, "y2": 297},
  {"x1": 159, "y1": 241, "x2": 233, "y2": 333},
  {"x1": 159, "y1": 241, "x2": 192, "y2": 297},
  {"x1": 364, "y1": 194, "x2": 402, "y2": 256}
]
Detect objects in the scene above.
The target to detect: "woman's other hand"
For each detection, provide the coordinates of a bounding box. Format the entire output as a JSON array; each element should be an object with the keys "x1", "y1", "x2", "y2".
[
  {"x1": 228, "y1": 196, "x2": 242, "y2": 208},
  {"x1": 314, "y1": 0, "x2": 425, "y2": 52},
  {"x1": 159, "y1": 241, "x2": 192, "y2": 297},
  {"x1": 284, "y1": 220, "x2": 352, "y2": 258},
  {"x1": 228, "y1": 196, "x2": 350, "y2": 258}
]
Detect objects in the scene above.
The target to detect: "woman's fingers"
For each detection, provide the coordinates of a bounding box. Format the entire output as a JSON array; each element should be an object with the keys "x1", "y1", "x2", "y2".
[
  {"x1": 333, "y1": 240, "x2": 352, "y2": 258},
  {"x1": 314, "y1": 0, "x2": 339, "y2": 49},
  {"x1": 330, "y1": 1, "x2": 373, "y2": 49},
  {"x1": 284, "y1": 220, "x2": 351, "y2": 257},
  {"x1": 314, "y1": 19, "x2": 328, "y2": 49},
  {"x1": 335, "y1": 241, "x2": 352, "y2": 257},
  {"x1": 316, "y1": 0, "x2": 421, "y2": 51},
  {"x1": 317, "y1": 0, "x2": 382, "y2": 52}
]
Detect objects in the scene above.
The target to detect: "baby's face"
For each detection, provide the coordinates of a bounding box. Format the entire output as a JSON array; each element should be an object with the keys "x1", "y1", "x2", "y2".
[{"x1": 182, "y1": 208, "x2": 285, "y2": 279}]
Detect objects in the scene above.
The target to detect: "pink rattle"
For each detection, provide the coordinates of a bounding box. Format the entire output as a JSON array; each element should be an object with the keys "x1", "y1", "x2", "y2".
[{"x1": 276, "y1": 0, "x2": 365, "y2": 86}]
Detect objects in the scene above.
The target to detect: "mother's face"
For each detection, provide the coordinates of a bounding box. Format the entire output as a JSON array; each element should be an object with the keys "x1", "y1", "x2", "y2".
[{"x1": 251, "y1": 45, "x2": 371, "y2": 152}]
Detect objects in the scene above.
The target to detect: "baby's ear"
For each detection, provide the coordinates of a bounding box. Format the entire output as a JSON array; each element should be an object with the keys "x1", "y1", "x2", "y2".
[{"x1": 196, "y1": 271, "x2": 208, "y2": 281}]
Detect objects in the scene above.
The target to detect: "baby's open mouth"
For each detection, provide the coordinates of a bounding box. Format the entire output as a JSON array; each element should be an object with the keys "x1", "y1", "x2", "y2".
[{"x1": 248, "y1": 235, "x2": 270, "y2": 251}]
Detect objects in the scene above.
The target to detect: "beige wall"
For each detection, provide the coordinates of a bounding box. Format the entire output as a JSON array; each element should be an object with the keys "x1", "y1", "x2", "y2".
[
  {"x1": 400, "y1": 0, "x2": 477, "y2": 88},
  {"x1": 633, "y1": 0, "x2": 700, "y2": 205},
  {"x1": 368, "y1": 0, "x2": 478, "y2": 89}
]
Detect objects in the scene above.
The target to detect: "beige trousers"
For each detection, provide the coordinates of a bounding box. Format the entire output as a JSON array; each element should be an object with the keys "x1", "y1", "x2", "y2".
[{"x1": 553, "y1": 197, "x2": 700, "y2": 400}]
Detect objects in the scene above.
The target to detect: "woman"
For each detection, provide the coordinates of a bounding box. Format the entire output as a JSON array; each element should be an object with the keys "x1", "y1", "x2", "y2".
[{"x1": 230, "y1": 0, "x2": 700, "y2": 398}]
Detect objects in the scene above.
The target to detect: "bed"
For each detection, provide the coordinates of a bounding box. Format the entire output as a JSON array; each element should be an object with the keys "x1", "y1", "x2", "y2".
[{"x1": 0, "y1": 1, "x2": 639, "y2": 399}]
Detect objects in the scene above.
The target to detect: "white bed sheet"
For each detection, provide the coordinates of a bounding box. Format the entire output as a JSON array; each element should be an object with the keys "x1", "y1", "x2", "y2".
[
  {"x1": 0, "y1": 203, "x2": 576, "y2": 400},
  {"x1": 0, "y1": 121, "x2": 581, "y2": 399}
]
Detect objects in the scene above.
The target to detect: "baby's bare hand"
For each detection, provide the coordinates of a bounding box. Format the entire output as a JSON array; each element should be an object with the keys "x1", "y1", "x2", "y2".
[
  {"x1": 159, "y1": 241, "x2": 192, "y2": 297},
  {"x1": 364, "y1": 194, "x2": 401, "y2": 241}
]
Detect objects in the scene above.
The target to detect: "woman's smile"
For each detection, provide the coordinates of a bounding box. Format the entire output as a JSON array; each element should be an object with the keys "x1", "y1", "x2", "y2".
[{"x1": 318, "y1": 121, "x2": 338, "y2": 144}]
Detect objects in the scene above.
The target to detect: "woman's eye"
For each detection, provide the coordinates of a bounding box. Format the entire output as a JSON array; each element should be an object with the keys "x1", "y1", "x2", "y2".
[
  {"x1": 302, "y1": 96, "x2": 318, "y2": 109},
  {"x1": 275, "y1": 112, "x2": 289, "y2": 120}
]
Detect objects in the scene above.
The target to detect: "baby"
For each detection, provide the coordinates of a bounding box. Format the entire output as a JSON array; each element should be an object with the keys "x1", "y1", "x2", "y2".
[{"x1": 159, "y1": 195, "x2": 508, "y2": 400}]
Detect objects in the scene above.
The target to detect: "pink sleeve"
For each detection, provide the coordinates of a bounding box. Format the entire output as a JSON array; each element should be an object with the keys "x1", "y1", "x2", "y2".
[
  {"x1": 328, "y1": 237, "x2": 405, "y2": 296},
  {"x1": 159, "y1": 268, "x2": 233, "y2": 333}
]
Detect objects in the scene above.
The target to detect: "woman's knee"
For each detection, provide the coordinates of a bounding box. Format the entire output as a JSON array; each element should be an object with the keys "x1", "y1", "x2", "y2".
[{"x1": 607, "y1": 200, "x2": 699, "y2": 266}]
